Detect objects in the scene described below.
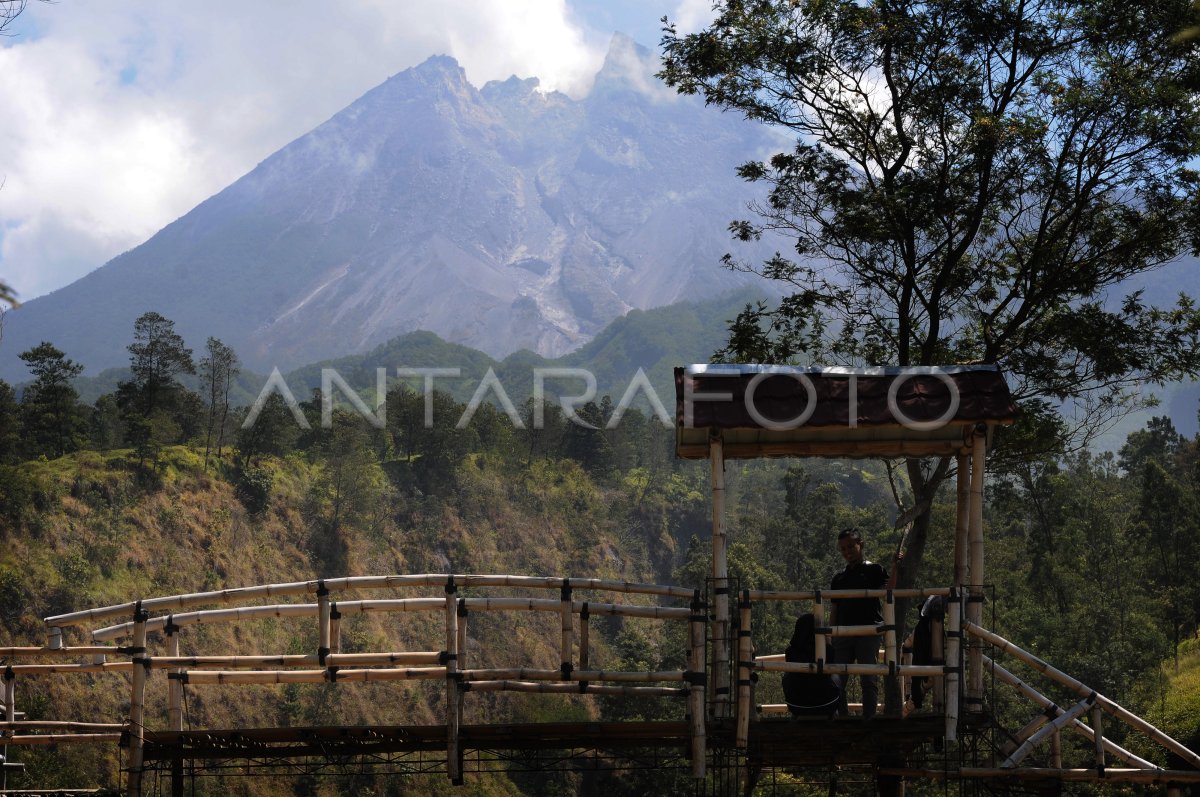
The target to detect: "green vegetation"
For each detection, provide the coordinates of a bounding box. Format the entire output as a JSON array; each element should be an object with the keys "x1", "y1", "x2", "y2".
[
  {"x1": 3, "y1": 309, "x2": 1200, "y2": 792},
  {"x1": 660, "y1": 0, "x2": 1200, "y2": 668}
]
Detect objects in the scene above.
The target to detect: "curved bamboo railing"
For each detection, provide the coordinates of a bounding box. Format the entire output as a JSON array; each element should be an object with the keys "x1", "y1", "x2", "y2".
[{"x1": 14, "y1": 573, "x2": 707, "y2": 796}]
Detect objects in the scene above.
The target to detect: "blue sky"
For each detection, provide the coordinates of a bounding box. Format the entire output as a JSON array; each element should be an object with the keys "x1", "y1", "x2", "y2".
[{"x1": 0, "y1": 1, "x2": 712, "y2": 303}]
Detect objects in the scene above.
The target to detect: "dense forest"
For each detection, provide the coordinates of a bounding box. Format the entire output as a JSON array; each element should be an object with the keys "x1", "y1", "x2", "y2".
[{"x1": 1, "y1": 312, "x2": 1199, "y2": 794}]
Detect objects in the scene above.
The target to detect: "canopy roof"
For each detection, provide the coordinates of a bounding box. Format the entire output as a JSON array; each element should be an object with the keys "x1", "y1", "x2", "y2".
[{"x1": 674, "y1": 365, "x2": 1018, "y2": 460}]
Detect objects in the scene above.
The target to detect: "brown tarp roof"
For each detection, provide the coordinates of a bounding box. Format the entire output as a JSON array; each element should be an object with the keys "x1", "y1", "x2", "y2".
[{"x1": 674, "y1": 365, "x2": 1018, "y2": 460}]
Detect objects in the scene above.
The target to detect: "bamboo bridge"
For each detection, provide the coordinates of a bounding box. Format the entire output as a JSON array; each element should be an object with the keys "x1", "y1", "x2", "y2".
[{"x1": 2, "y1": 366, "x2": 1198, "y2": 796}]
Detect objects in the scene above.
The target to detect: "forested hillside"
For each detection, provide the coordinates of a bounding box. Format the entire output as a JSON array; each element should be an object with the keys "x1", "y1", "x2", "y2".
[{"x1": 2, "y1": 313, "x2": 1200, "y2": 793}]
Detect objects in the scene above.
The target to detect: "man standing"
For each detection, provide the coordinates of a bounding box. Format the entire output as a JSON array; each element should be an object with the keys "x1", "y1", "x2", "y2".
[{"x1": 830, "y1": 527, "x2": 890, "y2": 718}]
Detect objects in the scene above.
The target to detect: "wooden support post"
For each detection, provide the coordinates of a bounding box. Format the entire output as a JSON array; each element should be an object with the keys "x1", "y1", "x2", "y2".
[
  {"x1": 1051, "y1": 729, "x2": 1062, "y2": 769},
  {"x1": 710, "y1": 434, "x2": 730, "y2": 718},
  {"x1": 967, "y1": 431, "x2": 986, "y2": 712},
  {"x1": 944, "y1": 590, "x2": 961, "y2": 742},
  {"x1": 445, "y1": 579, "x2": 461, "y2": 785},
  {"x1": 127, "y1": 604, "x2": 148, "y2": 797},
  {"x1": 166, "y1": 619, "x2": 182, "y2": 732},
  {"x1": 883, "y1": 592, "x2": 900, "y2": 716},
  {"x1": 736, "y1": 592, "x2": 751, "y2": 749},
  {"x1": 688, "y1": 592, "x2": 706, "y2": 779},
  {"x1": 1092, "y1": 703, "x2": 1106, "y2": 773}
]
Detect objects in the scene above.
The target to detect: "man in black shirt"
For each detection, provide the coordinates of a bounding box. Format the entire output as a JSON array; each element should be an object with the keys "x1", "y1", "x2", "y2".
[{"x1": 830, "y1": 527, "x2": 889, "y2": 718}]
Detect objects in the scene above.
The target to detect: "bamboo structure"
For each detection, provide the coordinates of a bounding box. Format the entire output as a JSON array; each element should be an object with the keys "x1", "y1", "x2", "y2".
[
  {"x1": 710, "y1": 434, "x2": 730, "y2": 718},
  {"x1": 944, "y1": 591, "x2": 961, "y2": 741},
  {"x1": 736, "y1": 592, "x2": 751, "y2": 748},
  {"x1": 967, "y1": 622, "x2": 1200, "y2": 769},
  {"x1": 445, "y1": 581, "x2": 461, "y2": 785},
  {"x1": 954, "y1": 454, "x2": 969, "y2": 588},
  {"x1": 966, "y1": 431, "x2": 986, "y2": 711},
  {"x1": 688, "y1": 593, "x2": 706, "y2": 779},
  {"x1": 19, "y1": 562, "x2": 1200, "y2": 796},
  {"x1": 1001, "y1": 695, "x2": 1094, "y2": 767},
  {"x1": 166, "y1": 624, "x2": 182, "y2": 732},
  {"x1": 127, "y1": 607, "x2": 147, "y2": 797}
]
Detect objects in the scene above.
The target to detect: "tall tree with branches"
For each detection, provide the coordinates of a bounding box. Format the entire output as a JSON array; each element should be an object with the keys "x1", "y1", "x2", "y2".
[
  {"x1": 199, "y1": 337, "x2": 239, "y2": 468},
  {"x1": 660, "y1": 0, "x2": 1200, "y2": 629}
]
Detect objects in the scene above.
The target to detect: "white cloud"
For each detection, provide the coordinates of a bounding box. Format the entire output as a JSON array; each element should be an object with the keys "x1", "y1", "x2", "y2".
[
  {"x1": 0, "y1": 0, "x2": 615, "y2": 301},
  {"x1": 669, "y1": 0, "x2": 718, "y2": 35}
]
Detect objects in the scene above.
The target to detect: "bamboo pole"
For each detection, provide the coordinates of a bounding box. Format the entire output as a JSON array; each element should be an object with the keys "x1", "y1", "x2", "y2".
[
  {"x1": 967, "y1": 432, "x2": 986, "y2": 712},
  {"x1": 127, "y1": 607, "x2": 148, "y2": 797},
  {"x1": 181, "y1": 668, "x2": 444, "y2": 685},
  {"x1": 753, "y1": 661, "x2": 946, "y2": 677},
  {"x1": 883, "y1": 596, "x2": 898, "y2": 668},
  {"x1": 0, "y1": 646, "x2": 119, "y2": 657},
  {"x1": 51, "y1": 574, "x2": 697, "y2": 630},
  {"x1": 166, "y1": 624, "x2": 182, "y2": 732},
  {"x1": 954, "y1": 454, "x2": 969, "y2": 588},
  {"x1": 456, "y1": 599, "x2": 467, "y2": 730},
  {"x1": 94, "y1": 597, "x2": 690, "y2": 642},
  {"x1": 463, "y1": 681, "x2": 686, "y2": 696},
  {"x1": 445, "y1": 581, "x2": 461, "y2": 785},
  {"x1": 710, "y1": 435, "x2": 730, "y2": 718},
  {"x1": 560, "y1": 581, "x2": 573, "y2": 681},
  {"x1": 931, "y1": 612, "x2": 945, "y2": 712},
  {"x1": 3, "y1": 669, "x2": 13, "y2": 724},
  {"x1": 4, "y1": 662, "x2": 134, "y2": 675},
  {"x1": 736, "y1": 592, "x2": 751, "y2": 749},
  {"x1": 580, "y1": 603, "x2": 590, "y2": 672},
  {"x1": 967, "y1": 622, "x2": 1200, "y2": 769},
  {"x1": 746, "y1": 588, "x2": 951, "y2": 602},
  {"x1": 458, "y1": 668, "x2": 690, "y2": 683},
  {"x1": 689, "y1": 593, "x2": 706, "y2": 779},
  {"x1": 94, "y1": 604, "x2": 321, "y2": 642},
  {"x1": 2, "y1": 733, "x2": 124, "y2": 745},
  {"x1": 317, "y1": 584, "x2": 331, "y2": 667},
  {"x1": 1051, "y1": 730, "x2": 1062, "y2": 769},
  {"x1": 329, "y1": 603, "x2": 341, "y2": 655},
  {"x1": 813, "y1": 593, "x2": 827, "y2": 667},
  {"x1": 1091, "y1": 704, "x2": 1106, "y2": 772},
  {"x1": 0, "y1": 721, "x2": 124, "y2": 731},
  {"x1": 879, "y1": 767, "x2": 1200, "y2": 785},
  {"x1": 984, "y1": 655, "x2": 1157, "y2": 770},
  {"x1": 945, "y1": 591, "x2": 961, "y2": 742},
  {"x1": 1002, "y1": 695, "x2": 1094, "y2": 768}
]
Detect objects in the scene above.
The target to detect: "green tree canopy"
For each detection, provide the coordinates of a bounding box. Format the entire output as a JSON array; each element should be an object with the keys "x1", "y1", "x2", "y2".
[
  {"x1": 661, "y1": 0, "x2": 1200, "y2": 450},
  {"x1": 660, "y1": 0, "x2": 1200, "y2": 608},
  {"x1": 18, "y1": 342, "x2": 85, "y2": 458}
]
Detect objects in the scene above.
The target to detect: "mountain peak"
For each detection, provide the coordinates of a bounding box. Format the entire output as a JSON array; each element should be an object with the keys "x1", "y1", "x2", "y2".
[{"x1": 592, "y1": 32, "x2": 662, "y2": 97}]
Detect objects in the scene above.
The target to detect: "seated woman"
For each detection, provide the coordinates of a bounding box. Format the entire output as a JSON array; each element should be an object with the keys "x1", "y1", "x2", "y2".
[{"x1": 782, "y1": 613, "x2": 842, "y2": 718}]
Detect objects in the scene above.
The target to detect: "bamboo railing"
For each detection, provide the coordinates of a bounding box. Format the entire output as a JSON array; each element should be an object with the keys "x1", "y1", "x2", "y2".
[
  {"x1": 4, "y1": 575, "x2": 1199, "y2": 795},
  {"x1": 19, "y1": 574, "x2": 707, "y2": 796}
]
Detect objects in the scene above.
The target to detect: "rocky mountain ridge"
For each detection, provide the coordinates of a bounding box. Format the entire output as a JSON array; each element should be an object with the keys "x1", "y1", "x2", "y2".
[{"x1": 0, "y1": 35, "x2": 782, "y2": 380}]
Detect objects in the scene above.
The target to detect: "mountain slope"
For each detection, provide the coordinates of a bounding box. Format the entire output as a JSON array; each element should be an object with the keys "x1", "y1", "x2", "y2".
[{"x1": 0, "y1": 35, "x2": 781, "y2": 381}]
